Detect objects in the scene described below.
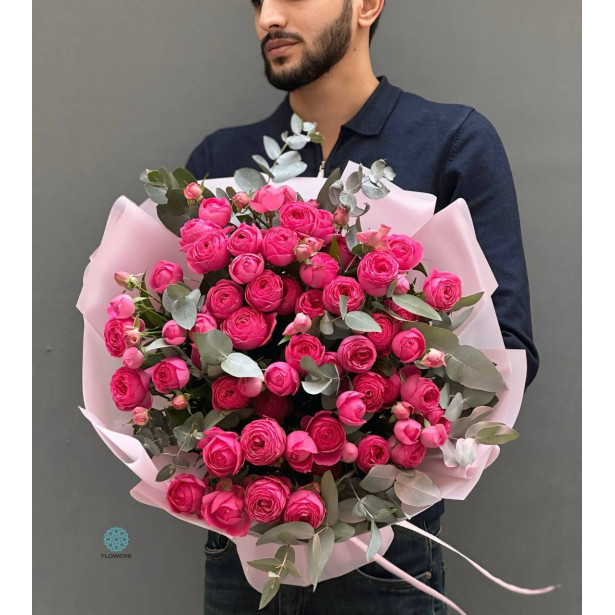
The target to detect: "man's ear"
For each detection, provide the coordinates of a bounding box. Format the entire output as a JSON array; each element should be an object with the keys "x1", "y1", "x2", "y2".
[{"x1": 357, "y1": 0, "x2": 385, "y2": 30}]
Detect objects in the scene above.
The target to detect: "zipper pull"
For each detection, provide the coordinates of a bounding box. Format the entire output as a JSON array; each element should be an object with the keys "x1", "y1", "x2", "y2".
[{"x1": 317, "y1": 160, "x2": 325, "y2": 178}]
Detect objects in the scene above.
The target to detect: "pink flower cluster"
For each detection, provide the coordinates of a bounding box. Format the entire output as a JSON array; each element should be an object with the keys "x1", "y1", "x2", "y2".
[{"x1": 104, "y1": 178, "x2": 468, "y2": 537}]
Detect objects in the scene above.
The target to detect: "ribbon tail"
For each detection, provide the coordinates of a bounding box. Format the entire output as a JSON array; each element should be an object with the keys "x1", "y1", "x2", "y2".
[
  {"x1": 349, "y1": 536, "x2": 468, "y2": 615},
  {"x1": 397, "y1": 519, "x2": 559, "y2": 596}
]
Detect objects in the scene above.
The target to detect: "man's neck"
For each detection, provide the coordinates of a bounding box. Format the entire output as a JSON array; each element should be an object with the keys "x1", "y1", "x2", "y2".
[{"x1": 287, "y1": 62, "x2": 380, "y2": 157}]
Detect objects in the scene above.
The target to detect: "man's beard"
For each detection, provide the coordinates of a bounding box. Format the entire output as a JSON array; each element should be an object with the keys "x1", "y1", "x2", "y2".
[{"x1": 260, "y1": 0, "x2": 353, "y2": 92}]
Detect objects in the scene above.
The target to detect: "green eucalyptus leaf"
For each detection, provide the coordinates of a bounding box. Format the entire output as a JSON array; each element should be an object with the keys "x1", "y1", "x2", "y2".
[
  {"x1": 448, "y1": 406, "x2": 494, "y2": 439},
  {"x1": 339, "y1": 295, "x2": 348, "y2": 320},
  {"x1": 330, "y1": 520, "x2": 355, "y2": 541},
  {"x1": 344, "y1": 311, "x2": 382, "y2": 333},
  {"x1": 392, "y1": 294, "x2": 441, "y2": 321},
  {"x1": 290, "y1": 113, "x2": 303, "y2": 134},
  {"x1": 144, "y1": 183, "x2": 168, "y2": 204},
  {"x1": 247, "y1": 557, "x2": 282, "y2": 572},
  {"x1": 234, "y1": 167, "x2": 267, "y2": 193},
  {"x1": 359, "y1": 464, "x2": 399, "y2": 493},
  {"x1": 366, "y1": 519, "x2": 382, "y2": 561},
  {"x1": 321, "y1": 471, "x2": 339, "y2": 525},
  {"x1": 317, "y1": 167, "x2": 342, "y2": 212},
  {"x1": 263, "y1": 135, "x2": 281, "y2": 160},
  {"x1": 272, "y1": 161, "x2": 308, "y2": 183},
  {"x1": 444, "y1": 392, "x2": 465, "y2": 421},
  {"x1": 450, "y1": 292, "x2": 484, "y2": 312},
  {"x1": 450, "y1": 307, "x2": 474, "y2": 330},
  {"x1": 256, "y1": 522, "x2": 315, "y2": 546},
  {"x1": 193, "y1": 330, "x2": 233, "y2": 365},
  {"x1": 155, "y1": 464, "x2": 176, "y2": 482},
  {"x1": 466, "y1": 422, "x2": 519, "y2": 445},
  {"x1": 445, "y1": 345, "x2": 505, "y2": 392},
  {"x1": 221, "y1": 353, "x2": 264, "y2": 380},
  {"x1": 302, "y1": 377, "x2": 333, "y2": 396},
  {"x1": 259, "y1": 577, "x2": 281, "y2": 610}
]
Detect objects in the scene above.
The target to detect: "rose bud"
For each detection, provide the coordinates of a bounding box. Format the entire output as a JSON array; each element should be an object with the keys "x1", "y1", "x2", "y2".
[
  {"x1": 282, "y1": 313, "x2": 312, "y2": 336},
  {"x1": 107, "y1": 294, "x2": 135, "y2": 320},
  {"x1": 394, "y1": 418, "x2": 422, "y2": 444},
  {"x1": 162, "y1": 320, "x2": 187, "y2": 345},
  {"x1": 132, "y1": 406, "x2": 150, "y2": 426},
  {"x1": 420, "y1": 423, "x2": 449, "y2": 448},
  {"x1": 183, "y1": 182, "x2": 203, "y2": 200},
  {"x1": 333, "y1": 206, "x2": 350, "y2": 227},
  {"x1": 122, "y1": 347, "x2": 144, "y2": 369},
  {"x1": 295, "y1": 243, "x2": 314, "y2": 263},
  {"x1": 394, "y1": 275, "x2": 410, "y2": 295},
  {"x1": 114, "y1": 271, "x2": 138, "y2": 289},
  {"x1": 232, "y1": 192, "x2": 250, "y2": 210},
  {"x1": 172, "y1": 394, "x2": 188, "y2": 410},
  {"x1": 421, "y1": 348, "x2": 447, "y2": 368},
  {"x1": 356, "y1": 224, "x2": 391, "y2": 250},
  {"x1": 123, "y1": 328, "x2": 141, "y2": 347},
  {"x1": 340, "y1": 441, "x2": 358, "y2": 463},
  {"x1": 392, "y1": 401, "x2": 413, "y2": 420}
]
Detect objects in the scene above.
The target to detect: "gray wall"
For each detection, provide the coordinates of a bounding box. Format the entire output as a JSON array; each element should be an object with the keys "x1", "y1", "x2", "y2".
[{"x1": 33, "y1": 1, "x2": 580, "y2": 613}]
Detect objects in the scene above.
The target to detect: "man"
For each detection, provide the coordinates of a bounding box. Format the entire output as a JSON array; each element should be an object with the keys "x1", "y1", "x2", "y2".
[{"x1": 186, "y1": 1, "x2": 538, "y2": 613}]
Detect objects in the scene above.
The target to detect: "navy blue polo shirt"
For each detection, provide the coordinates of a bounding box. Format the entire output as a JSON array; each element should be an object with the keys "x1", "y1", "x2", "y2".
[{"x1": 186, "y1": 74, "x2": 539, "y2": 524}]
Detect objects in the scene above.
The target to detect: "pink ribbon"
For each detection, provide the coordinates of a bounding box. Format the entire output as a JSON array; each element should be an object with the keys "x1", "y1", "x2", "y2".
[{"x1": 349, "y1": 519, "x2": 558, "y2": 614}]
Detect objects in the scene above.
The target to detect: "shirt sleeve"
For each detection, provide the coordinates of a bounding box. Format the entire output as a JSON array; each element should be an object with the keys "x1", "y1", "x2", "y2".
[{"x1": 438, "y1": 109, "x2": 539, "y2": 391}]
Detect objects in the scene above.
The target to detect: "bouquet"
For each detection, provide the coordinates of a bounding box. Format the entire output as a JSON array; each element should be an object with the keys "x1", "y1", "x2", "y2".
[{"x1": 78, "y1": 115, "x2": 555, "y2": 613}]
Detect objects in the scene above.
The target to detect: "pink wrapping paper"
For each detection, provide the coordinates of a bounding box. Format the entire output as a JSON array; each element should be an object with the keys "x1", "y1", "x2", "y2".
[{"x1": 77, "y1": 161, "x2": 526, "y2": 594}]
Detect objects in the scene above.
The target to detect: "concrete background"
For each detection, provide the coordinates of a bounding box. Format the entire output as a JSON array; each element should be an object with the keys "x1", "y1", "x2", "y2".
[{"x1": 33, "y1": 1, "x2": 580, "y2": 613}]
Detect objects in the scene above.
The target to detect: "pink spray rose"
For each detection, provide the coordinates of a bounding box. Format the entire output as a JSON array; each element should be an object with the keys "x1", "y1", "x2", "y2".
[
  {"x1": 282, "y1": 313, "x2": 312, "y2": 336},
  {"x1": 421, "y1": 348, "x2": 447, "y2": 368},
  {"x1": 183, "y1": 182, "x2": 203, "y2": 200},
  {"x1": 336, "y1": 335, "x2": 378, "y2": 374},
  {"x1": 400, "y1": 366, "x2": 442, "y2": 416},
  {"x1": 277, "y1": 277, "x2": 304, "y2": 316},
  {"x1": 122, "y1": 346, "x2": 144, "y2": 369},
  {"x1": 206, "y1": 280, "x2": 244, "y2": 321},
  {"x1": 110, "y1": 366, "x2": 151, "y2": 410},
  {"x1": 392, "y1": 401, "x2": 413, "y2": 420},
  {"x1": 284, "y1": 430, "x2": 318, "y2": 473},
  {"x1": 340, "y1": 441, "x2": 359, "y2": 463},
  {"x1": 394, "y1": 419, "x2": 422, "y2": 444},
  {"x1": 284, "y1": 334, "x2": 326, "y2": 374},
  {"x1": 104, "y1": 317, "x2": 133, "y2": 357},
  {"x1": 381, "y1": 372, "x2": 402, "y2": 407},
  {"x1": 162, "y1": 320, "x2": 187, "y2": 345},
  {"x1": 220, "y1": 307, "x2": 277, "y2": 350},
  {"x1": 420, "y1": 423, "x2": 449, "y2": 448},
  {"x1": 283, "y1": 488, "x2": 326, "y2": 529},
  {"x1": 299, "y1": 252, "x2": 339, "y2": 289},
  {"x1": 352, "y1": 371, "x2": 386, "y2": 412},
  {"x1": 172, "y1": 394, "x2": 188, "y2": 410},
  {"x1": 422, "y1": 267, "x2": 462, "y2": 311},
  {"x1": 212, "y1": 376, "x2": 250, "y2": 411},
  {"x1": 387, "y1": 234, "x2": 424, "y2": 272},
  {"x1": 311, "y1": 209, "x2": 335, "y2": 243},
  {"x1": 245, "y1": 476, "x2": 291, "y2": 524},
  {"x1": 237, "y1": 377, "x2": 263, "y2": 398},
  {"x1": 279, "y1": 201, "x2": 318, "y2": 236},
  {"x1": 179, "y1": 218, "x2": 217, "y2": 250},
  {"x1": 189, "y1": 312, "x2": 217, "y2": 342},
  {"x1": 166, "y1": 473, "x2": 211, "y2": 515},
  {"x1": 264, "y1": 362, "x2": 301, "y2": 396},
  {"x1": 229, "y1": 253, "x2": 265, "y2": 284},
  {"x1": 198, "y1": 197, "x2": 232, "y2": 227},
  {"x1": 356, "y1": 224, "x2": 391, "y2": 250},
  {"x1": 388, "y1": 435, "x2": 426, "y2": 469},
  {"x1": 132, "y1": 406, "x2": 149, "y2": 426},
  {"x1": 322, "y1": 276, "x2": 364, "y2": 316},
  {"x1": 245, "y1": 270, "x2": 284, "y2": 312},
  {"x1": 186, "y1": 228, "x2": 230, "y2": 275},
  {"x1": 391, "y1": 328, "x2": 427, "y2": 363},
  {"x1": 249, "y1": 184, "x2": 296, "y2": 214},
  {"x1": 262, "y1": 226, "x2": 300, "y2": 266},
  {"x1": 300, "y1": 410, "x2": 346, "y2": 466},
  {"x1": 148, "y1": 261, "x2": 183, "y2": 294},
  {"x1": 366, "y1": 313, "x2": 400, "y2": 354},
  {"x1": 200, "y1": 484, "x2": 251, "y2": 537},
  {"x1": 357, "y1": 251, "x2": 399, "y2": 297},
  {"x1": 106, "y1": 294, "x2": 135, "y2": 320},
  {"x1": 152, "y1": 357, "x2": 190, "y2": 394},
  {"x1": 197, "y1": 427, "x2": 244, "y2": 477},
  {"x1": 228, "y1": 223, "x2": 263, "y2": 256},
  {"x1": 254, "y1": 390, "x2": 292, "y2": 422},
  {"x1": 240, "y1": 418, "x2": 287, "y2": 465},
  {"x1": 336, "y1": 391, "x2": 367, "y2": 426},
  {"x1": 295, "y1": 289, "x2": 325, "y2": 318},
  {"x1": 335, "y1": 235, "x2": 355, "y2": 269},
  {"x1": 356, "y1": 435, "x2": 390, "y2": 473}
]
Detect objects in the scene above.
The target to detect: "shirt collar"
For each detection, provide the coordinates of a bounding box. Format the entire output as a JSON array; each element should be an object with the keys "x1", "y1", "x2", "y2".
[{"x1": 268, "y1": 74, "x2": 402, "y2": 137}]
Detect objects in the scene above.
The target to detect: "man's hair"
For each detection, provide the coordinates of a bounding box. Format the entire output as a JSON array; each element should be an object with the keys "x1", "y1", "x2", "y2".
[{"x1": 369, "y1": 0, "x2": 386, "y2": 46}]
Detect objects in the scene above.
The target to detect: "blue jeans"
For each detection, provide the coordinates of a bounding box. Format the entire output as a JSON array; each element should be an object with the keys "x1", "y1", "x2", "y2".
[{"x1": 204, "y1": 515, "x2": 446, "y2": 614}]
